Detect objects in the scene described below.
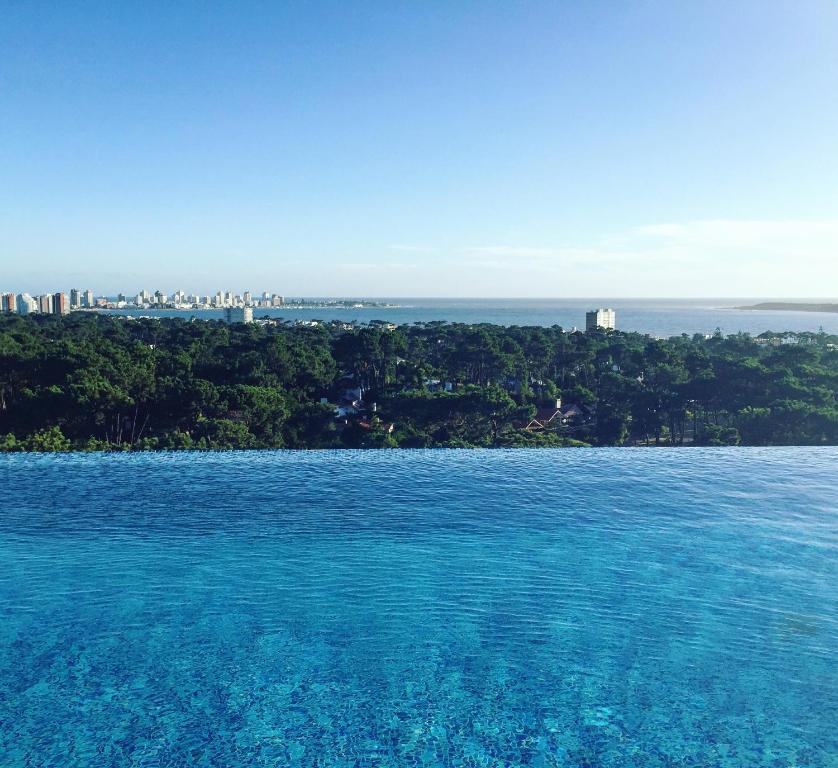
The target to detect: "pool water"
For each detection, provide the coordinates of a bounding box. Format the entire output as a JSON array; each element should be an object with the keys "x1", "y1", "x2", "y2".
[{"x1": 1, "y1": 449, "x2": 836, "y2": 766}]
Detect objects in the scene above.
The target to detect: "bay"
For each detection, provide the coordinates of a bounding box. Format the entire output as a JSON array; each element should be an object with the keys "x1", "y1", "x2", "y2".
[{"x1": 98, "y1": 297, "x2": 838, "y2": 336}]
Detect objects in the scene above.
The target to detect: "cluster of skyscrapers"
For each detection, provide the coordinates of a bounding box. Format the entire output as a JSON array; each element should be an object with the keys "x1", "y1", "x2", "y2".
[
  {"x1": 1, "y1": 289, "x2": 95, "y2": 316},
  {"x1": 0, "y1": 289, "x2": 284, "y2": 315},
  {"x1": 130, "y1": 290, "x2": 284, "y2": 310}
]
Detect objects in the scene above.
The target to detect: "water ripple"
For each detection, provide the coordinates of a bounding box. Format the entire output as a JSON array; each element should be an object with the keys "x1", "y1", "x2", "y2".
[{"x1": 0, "y1": 448, "x2": 836, "y2": 766}]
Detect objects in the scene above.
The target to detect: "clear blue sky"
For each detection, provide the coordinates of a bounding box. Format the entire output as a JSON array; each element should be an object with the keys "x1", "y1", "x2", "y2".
[{"x1": 2, "y1": 1, "x2": 837, "y2": 297}]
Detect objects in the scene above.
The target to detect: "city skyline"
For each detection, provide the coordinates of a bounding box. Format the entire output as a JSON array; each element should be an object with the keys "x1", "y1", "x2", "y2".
[
  {"x1": 0, "y1": 287, "x2": 287, "y2": 313},
  {"x1": 7, "y1": 284, "x2": 838, "y2": 304},
  {"x1": 2, "y1": 2, "x2": 838, "y2": 296}
]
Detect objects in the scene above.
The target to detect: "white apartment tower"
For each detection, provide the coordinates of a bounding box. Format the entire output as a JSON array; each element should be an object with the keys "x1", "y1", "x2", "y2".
[{"x1": 585, "y1": 308, "x2": 616, "y2": 331}]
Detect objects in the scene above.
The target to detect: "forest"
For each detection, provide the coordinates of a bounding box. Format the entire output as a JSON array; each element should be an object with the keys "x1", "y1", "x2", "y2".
[{"x1": 1, "y1": 313, "x2": 837, "y2": 451}]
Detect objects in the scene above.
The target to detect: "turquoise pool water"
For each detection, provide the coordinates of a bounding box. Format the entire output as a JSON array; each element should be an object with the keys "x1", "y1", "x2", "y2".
[{"x1": 0, "y1": 449, "x2": 836, "y2": 766}]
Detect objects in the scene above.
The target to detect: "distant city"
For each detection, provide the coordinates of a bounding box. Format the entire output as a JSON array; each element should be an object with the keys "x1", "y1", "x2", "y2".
[
  {"x1": 0, "y1": 289, "x2": 405, "y2": 325},
  {"x1": 0, "y1": 288, "x2": 286, "y2": 315}
]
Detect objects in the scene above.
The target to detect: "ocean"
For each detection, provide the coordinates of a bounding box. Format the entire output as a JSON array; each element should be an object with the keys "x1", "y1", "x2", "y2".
[
  {"x1": 98, "y1": 297, "x2": 838, "y2": 336},
  {"x1": 1, "y1": 448, "x2": 836, "y2": 766}
]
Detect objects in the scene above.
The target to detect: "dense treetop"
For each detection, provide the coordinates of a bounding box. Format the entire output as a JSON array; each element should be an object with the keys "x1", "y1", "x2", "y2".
[{"x1": 1, "y1": 313, "x2": 837, "y2": 451}]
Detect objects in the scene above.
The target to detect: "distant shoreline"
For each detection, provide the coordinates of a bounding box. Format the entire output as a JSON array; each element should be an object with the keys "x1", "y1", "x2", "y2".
[
  {"x1": 92, "y1": 300, "x2": 401, "y2": 312},
  {"x1": 736, "y1": 302, "x2": 838, "y2": 314}
]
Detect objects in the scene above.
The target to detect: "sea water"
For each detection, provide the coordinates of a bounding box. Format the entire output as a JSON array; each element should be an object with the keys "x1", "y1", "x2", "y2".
[
  {"x1": 0, "y1": 449, "x2": 836, "y2": 766},
  {"x1": 99, "y1": 297, "x2": 838, "y2": 336}
]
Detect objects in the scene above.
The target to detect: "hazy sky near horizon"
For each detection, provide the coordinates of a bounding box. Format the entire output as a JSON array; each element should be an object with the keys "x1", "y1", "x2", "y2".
[{"x1": 2, "y1": 1, "x2": 838, "y2": 297}]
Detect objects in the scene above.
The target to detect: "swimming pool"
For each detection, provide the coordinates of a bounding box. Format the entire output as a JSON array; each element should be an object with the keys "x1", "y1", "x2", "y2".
[{"x1": 1, "y1": 449, "x2": 835, "y2": 766}]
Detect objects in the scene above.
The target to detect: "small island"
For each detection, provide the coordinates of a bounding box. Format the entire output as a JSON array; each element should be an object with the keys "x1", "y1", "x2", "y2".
[{"x1": 736, "y1": 302, "x2": 838, "y2": 313}]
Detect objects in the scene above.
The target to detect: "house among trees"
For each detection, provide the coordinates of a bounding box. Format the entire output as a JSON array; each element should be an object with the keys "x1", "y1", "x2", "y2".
[
  {"x1": 523, "y1": 399, "x2": 595, "y2": 432},
  {"x1": 524, "y1": 399, "x2": 563, "y2": 431}
]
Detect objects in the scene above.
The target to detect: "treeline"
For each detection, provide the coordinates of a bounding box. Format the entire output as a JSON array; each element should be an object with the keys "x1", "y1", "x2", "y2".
[{"x1": 1, "y1": 313, "x2": 837, "y2": 451}]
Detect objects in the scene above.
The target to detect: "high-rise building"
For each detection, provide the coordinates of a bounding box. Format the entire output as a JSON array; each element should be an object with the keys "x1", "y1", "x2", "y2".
[
  {"x1": 271, "y1": 294, "x2": 284, "y2": 307},
  {"x1": 17, "y1": 293, "x2": 37, "y2": 314},
  {"x1": 1, "y1": 293, "x2": 16, "y2": 313},
  {"x1": 83, "y1": 289, "x2": 94, "y2": 308},
  {"x1": 38, "y1": 294, "x2": 53, "y2": 314},
  {"x1": 53, "y1": 292, "x2": 69, "y2": 315},
  {"x1": 243, "y1": 291, "x2": 252, "y2": 305},
  {"x1": 70, "y1": 288, "x2": 80, "y2": 308},
  {"x1": 223, "y1": 307, "x2": 253, "y2": 324},
  {"x1": 585, "y1": 308, "x2": 616, "y2": 331}
]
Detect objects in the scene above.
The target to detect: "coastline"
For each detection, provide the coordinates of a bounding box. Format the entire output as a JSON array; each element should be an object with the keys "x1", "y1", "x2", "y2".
[
  {"x1": 90, "y1": 301, "x2": 402, "y2": 312},
  {"x1": 736, "y1": 302, "x2": 838, "y2": 313}
]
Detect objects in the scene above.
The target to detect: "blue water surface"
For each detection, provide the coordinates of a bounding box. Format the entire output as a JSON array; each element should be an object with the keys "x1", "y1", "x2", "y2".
[
  {"x1": 0, "y1": 449, "x2": 836, "y2": 767},
  {"x1": 99, "y1": 297, "x2": 838, "y2": 336}
]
